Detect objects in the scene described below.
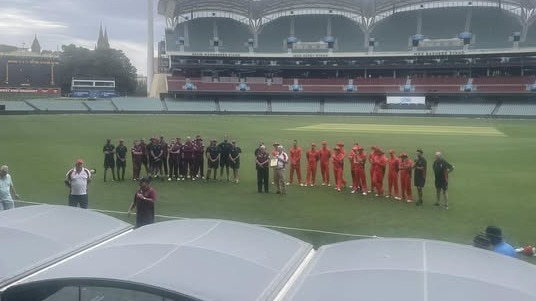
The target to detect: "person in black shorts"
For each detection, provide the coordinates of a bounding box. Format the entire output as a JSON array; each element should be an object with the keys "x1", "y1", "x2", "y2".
[
  {"x1": 115, "y1": 139, "x2": 128, "y2": 181},
  {"x1": 103, "y1": 138, "x2": 116, "y2": 182},
  {"x1": 433, "y1": 151, "x2": 454, "y2": 209},
  {"x1": 218, "y1": 135, "x2": 233, "y2": 181},
  {"x1": 413, "y1": 149, "x2": 427, "y2": 206},
  {"x1": 205, "y1": 139, "x2": 220, "y2": 181},
  {"x1": 229, "y1": 140, "x2": 242, "y2": 183}
]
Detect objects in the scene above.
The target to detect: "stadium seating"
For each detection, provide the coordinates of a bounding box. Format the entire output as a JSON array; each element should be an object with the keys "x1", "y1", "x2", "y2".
[
  {"x1": 0, "y1": 101, "x2": 36, "y2": 111},
  {"x1": 494, "y1": 103, "x2": 536, "y2": 116},
  {"x1": 84, "y1": 100, "x2": 117, "y2": 111},
  {"x1": 112, "y1": 97, "x2": 163, "y2": 111},
  {"x1": 323, "y1": 99, "x2": 376, "y2": 114},
  {"x1": 219, "y1": 99, "x2": 268, "y2": 112},
  {"x1": 165, "y1": 98, "x2": 218, "y2": 112},
  {"x1": 26, "y1": 99, "x2": 88, "y2": 111},
  {"x1": 434, "y1": 102, "x2": 497, "y2": 115},
  {"x1": 470, "y1": 7, "x2": 519, "y2": 49},
  {"x1": 271, "y1": 98, "x2": 321, "y2": 113}
]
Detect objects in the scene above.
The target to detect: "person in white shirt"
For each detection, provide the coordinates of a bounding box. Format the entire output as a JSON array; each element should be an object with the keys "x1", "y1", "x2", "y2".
[
  {"x1": 274, "y1": 145, "x2": 288, "y2": 194},
  {"x1": 0, "y1": 165, "x2": 19, "y2": 210},
  {"x1": 65, "y1": 159, "x2": 92, "y2": 209}
]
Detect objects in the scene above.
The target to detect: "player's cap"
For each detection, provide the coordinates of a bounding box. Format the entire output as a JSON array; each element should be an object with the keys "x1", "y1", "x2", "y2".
[
  {"x1": 321, "y1": 141, "x2": 327, "y2": 145},
  {"x1": 334, "y1": 146, "x2": 340, "y2": 150},
  {"x1": 400, "y1": 153, "x2": 407, "y2": 158},
  {"x1": 273, "y1": 142, "x2": 280, "y2": 146},
  {"x1": 416, "y1": 149, "x2": 424, "y2": 154},
  {"x1": 352, "y1": 146, "x2": 358, "y2": 151},
  {"x1": 389, "y1": 149, "x2": 395, "y2": 154},
  {"x1": 76, "y1": 159, "x2": 84, "y2": 164}
]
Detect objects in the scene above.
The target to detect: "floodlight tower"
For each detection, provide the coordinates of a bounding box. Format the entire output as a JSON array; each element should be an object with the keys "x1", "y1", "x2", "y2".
[{"x1": 147, "y1": 0, "x2": 154, "y2": 94}]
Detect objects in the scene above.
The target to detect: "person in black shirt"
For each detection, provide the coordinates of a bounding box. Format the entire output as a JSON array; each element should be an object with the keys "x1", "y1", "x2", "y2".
[
  {"x1": 413, "y1": 149, "x2": 427, "y2": 206},
  {"x1": 255, "y1": 145, "x2": 270, "y2": 193},
  {"x1": 103, "y1": 138, "x2": 116, "y2": 182},
  {"x1": 229, "y1": 140, "x2": 242, "y2": 183},
  {"x1": 218, "y1": 135, "x2": 233, "y2": 181},
  {"x1": 115, "y1": 139, "x2": 128, "y2": 181},
  {"x1": 205, "y1": 139, "x2": 220, "y2": 181},
  {"x1": 433, "y1": 151, "x2": 454, "y2": 209}
]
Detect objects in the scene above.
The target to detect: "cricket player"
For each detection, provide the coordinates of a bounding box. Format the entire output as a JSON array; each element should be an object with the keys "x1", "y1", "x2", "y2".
[
  {"x1": 319, "y1": 141, "x2": 331, "y2": 186},
  {"x1": 332, "y1": 146, "x2": 345, "y2": 191},
  {"x1": 372, "y1": 148, "x2": 387, "y2": 197},
  {"x1": 387, "y1": 149, "x2": 401, "y2": 200},
  {"x1": 399, "y1": 153, "x2": 413, "y2": 203},
  {"x1": 288, "y1": 140, "x2": 303, "y2": 186},
  {"x1": 305, "y1": 143, "x2": 320, "y2": 186}
]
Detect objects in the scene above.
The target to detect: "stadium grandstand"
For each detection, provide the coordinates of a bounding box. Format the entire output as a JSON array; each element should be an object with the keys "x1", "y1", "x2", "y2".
[{"x1": 139, "y1": 0, "x2": 536, "y2": 117}]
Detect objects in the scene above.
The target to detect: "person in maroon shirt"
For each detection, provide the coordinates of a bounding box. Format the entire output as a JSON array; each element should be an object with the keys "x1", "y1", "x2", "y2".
[
  {"x1": 181, "y1": 136, "x2": 196, "y2": 180},
  {"x1": 159, "y1": 136, "x2": 169, "y2": 178},
  {"x1": 139, "y1": 138, "x2": 149, "y2": 176},
  {"x1": 168, "y1": 138, "x2": 181, "y2": 181},
  {"x1": 128, "y1": 177, "x2": 157, "y2": 228},
  {"x1": 131, "y1": 140, "x2": 144, "y2": 180},
  {"x1": 194, "y1": 135, "x2": 205, "y2": 179}
]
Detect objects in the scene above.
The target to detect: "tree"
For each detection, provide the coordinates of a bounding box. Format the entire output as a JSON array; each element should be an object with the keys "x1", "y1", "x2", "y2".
[{"x1": 56, "y1": 44, "x2": 138, "y2": 95}]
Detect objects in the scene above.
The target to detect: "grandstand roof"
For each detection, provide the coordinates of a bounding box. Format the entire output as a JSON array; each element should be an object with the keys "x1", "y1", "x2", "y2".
[{"x1": 158, "y1": 0, "x2": 536, "y2": 24}]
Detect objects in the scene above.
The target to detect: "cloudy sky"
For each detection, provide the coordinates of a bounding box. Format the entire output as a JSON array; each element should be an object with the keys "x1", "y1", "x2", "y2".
[{"x1": 1, "y1": 0, "x2": 165, "y2": 76}]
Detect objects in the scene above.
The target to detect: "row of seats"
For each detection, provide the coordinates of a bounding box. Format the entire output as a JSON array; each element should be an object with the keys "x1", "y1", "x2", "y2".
[
  {"x1": 4, "y1": 98, "x2": 536, "y2": 116},
  {"x1": 168, "y1": 76, "x2": 536, "y2": 93}
]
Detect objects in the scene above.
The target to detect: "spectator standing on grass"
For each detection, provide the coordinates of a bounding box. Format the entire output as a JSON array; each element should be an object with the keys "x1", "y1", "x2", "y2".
[
  {"x1": 65, "y1": 159, "x2": 91, "y2": 209},
  {"x1": 229, "y1": 140, "x2": 242, "y2": 183},
  {"x1": 128, "y1": 177, "x2": 157, "y2": 228},
  {"x1": 115, "y1": 139, "x2": 127, "y2": 181},
  {"x1": 433, "y1": 151, "x2": 454, "y2": 209},
  {"x1": 255, "y1": 145, "x2": 270, "y2": 193},
  {"x1": 413, "y1": 149, "x2": 427, "y2": 206},
  {"x1": 103, "y1": 138, "x2": 116, "y2": 182},
  {"x1": 0, "y1": 165, "x2": 19, "y2": 210},
  {"x1": 274, "y1": 145, "x2": 288, "y2": 194}
]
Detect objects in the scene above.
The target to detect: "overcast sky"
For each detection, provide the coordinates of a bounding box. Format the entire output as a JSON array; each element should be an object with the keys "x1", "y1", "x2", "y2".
[{"x1": 1, "y1": 0, "x2": 165, "y2": 76}]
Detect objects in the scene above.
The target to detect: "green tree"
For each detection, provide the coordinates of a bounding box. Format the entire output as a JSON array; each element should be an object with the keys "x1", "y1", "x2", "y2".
[{"x1": 56, "y1": 44, "x2": 138, "y2": 95}]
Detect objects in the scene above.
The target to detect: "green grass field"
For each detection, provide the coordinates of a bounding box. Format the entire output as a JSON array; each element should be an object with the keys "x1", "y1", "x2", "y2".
[{"x1": 2, "y1": 114, "x2": 535, "y2": 262}]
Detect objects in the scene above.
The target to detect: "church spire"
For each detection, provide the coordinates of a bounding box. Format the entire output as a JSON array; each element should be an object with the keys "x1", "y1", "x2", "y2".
[
  {"x1": 96, "y1": 23, "x2": 110, "y2": 50},
  {"x1": 31, "y1": 34, "x2": 41, "y2": 53}
]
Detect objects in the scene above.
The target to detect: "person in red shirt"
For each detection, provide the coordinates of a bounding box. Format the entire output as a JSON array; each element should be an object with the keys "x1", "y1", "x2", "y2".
[
  {"x1": 288, "y1": 140, "x2": 303, "y2": 186},
  {"x1": 305, "y1": 143, "x2": 320, "y2": 186},
  {"x1": 349, "y1": 146, "x2": 359, "y2": 193},
  {"x1": 372, "y1": 148, "x2": 387, "y2": 197},
  {"x1": 399, "y1": 153, "x2": 413, "y2": 202},
  {"x1": 368, "y1": 145, "x2": 378, "y2": 194},
  {"x1": 332, "y1": 146, "x2": 345, "y2": 191},
  {"x1": 131, "y1": 140, "x2": 144, "y2": 181},
  {"x1": 387, "y1": 149, "x2": 401, "y2": 200},
  {"x1": 353, "y1": 146, "x2": 368, "y2": 195},
  {"x1": 319, "y1": 141, "x2": 331, "y2": 186},
  {"x1": 128, "y1": 177, "x2": 157, "y2": 228},
  {"x1": 336, "y1": 142, "x2": 347, "y2": 187}
]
